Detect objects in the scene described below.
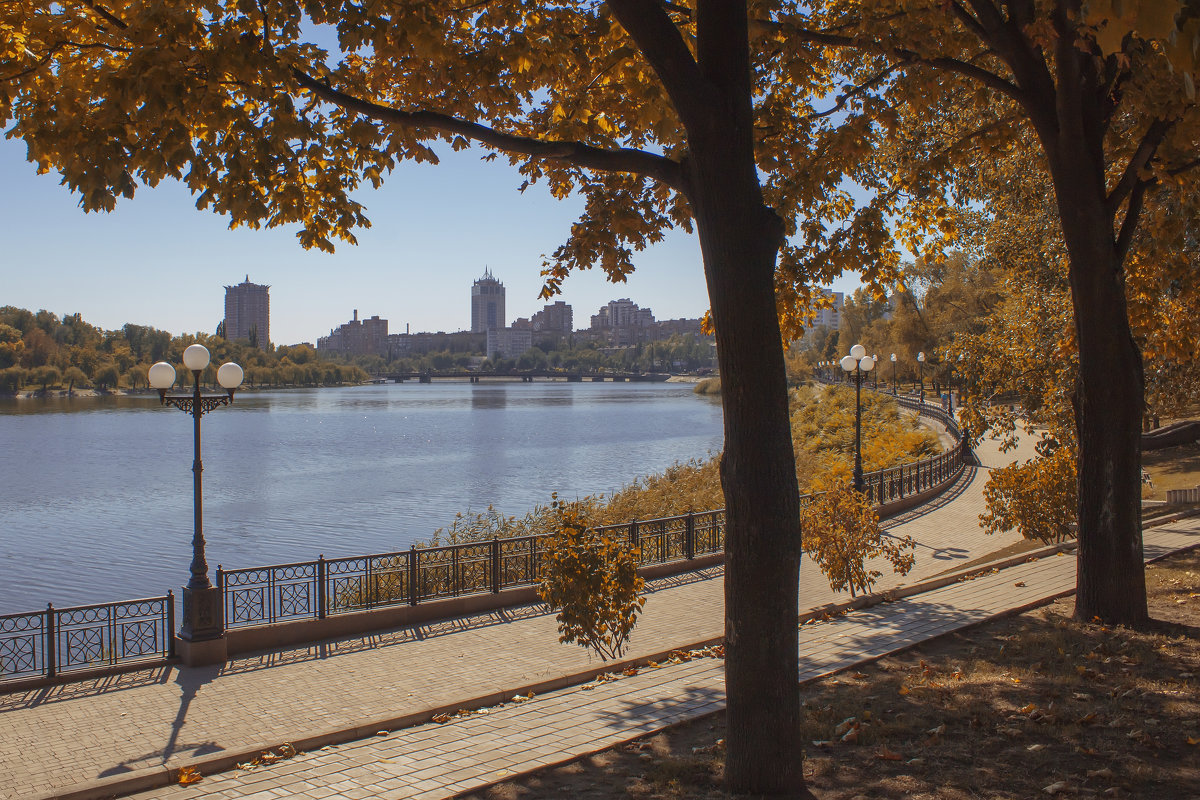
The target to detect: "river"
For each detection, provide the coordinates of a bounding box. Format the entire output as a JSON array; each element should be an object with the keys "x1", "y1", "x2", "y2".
[{"x1": 0, "y1": 381, "x2": 724, "y2": 614}]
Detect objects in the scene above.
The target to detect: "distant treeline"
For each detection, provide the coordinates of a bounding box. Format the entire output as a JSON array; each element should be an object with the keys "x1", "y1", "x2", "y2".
[{"x1": 0, "y1": 306, "x2": 368, "y2": 393}]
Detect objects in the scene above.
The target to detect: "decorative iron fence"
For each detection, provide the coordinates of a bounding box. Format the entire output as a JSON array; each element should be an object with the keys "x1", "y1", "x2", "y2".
[
  {"x1": 221, "y1": 510, "x2": 728, "y2": 629},
  {"x1": 0, "y1": 594, "x2": 174, "y2": 684}
]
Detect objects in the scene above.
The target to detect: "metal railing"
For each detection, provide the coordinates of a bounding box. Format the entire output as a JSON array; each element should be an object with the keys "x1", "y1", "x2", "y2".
[
  {"x1": 0, "y1": 594, "x2": 174, "y2": 683},
  {"x1": 221, "y1": 510, "x2": 728, "y2": 629}
]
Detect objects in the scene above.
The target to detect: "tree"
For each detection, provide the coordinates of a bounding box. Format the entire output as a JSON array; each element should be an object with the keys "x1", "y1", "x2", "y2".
[
  {"x1": 62, "y1": 365, "x2": 88, "y2": 393},
  {"x1": 1, "y1": 3, "x2": 886, "y2": 793},
  {"x1": 538, "y1": 497, "x2": 646, "y2": 662},
  {"x1": 93, "y1": 362, "x2": 121, "y2": 390},
  {"x1": 778, "y1": 1, "x2": 1200, "y2": 628}
]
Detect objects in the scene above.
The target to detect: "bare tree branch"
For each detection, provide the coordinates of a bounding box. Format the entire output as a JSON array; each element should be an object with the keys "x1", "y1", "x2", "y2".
[{"x1": 291, "y1": 69, "x2": 686, "y2": 192}]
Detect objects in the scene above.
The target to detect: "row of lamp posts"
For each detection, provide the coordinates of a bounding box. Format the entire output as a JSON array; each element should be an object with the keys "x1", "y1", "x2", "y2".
[{"x1": 148, "y1": 344, "x2": 243, "y2": 664}]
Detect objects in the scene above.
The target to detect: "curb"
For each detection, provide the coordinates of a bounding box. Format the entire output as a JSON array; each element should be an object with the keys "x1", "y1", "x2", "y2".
[{"x1": 36, "y1": 536, "x2": 1090, "y2": 800}]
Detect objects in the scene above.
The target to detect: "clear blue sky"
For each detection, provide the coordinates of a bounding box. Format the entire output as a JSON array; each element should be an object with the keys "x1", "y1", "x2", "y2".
[{"x1": 1, "y1": 134, "x2": 862, "y2": 346}]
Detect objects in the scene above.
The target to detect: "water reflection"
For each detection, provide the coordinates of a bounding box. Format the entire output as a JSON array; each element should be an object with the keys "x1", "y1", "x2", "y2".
[{"x1": 470, "y1": 385, "x2": 508, "y2": 410}]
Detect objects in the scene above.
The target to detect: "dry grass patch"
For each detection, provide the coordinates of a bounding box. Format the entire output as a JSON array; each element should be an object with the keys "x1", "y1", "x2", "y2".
[{"x1": 465, "y1": 549, "x2": 1200, "y2": 800}]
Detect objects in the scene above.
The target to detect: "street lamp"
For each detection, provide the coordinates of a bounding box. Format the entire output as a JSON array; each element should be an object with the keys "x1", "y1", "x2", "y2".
[
  {"x1": 148, "y1": 343, "x2": 243, "y2": 662},
  {"x1": 839, "y1": 344, "x2": 875, "y2": 492},
  {"x1": 890, "y1": 353, "x2": 897, "y2": 395},
  {"x1": 872, "y1": 354, "x2": 879, "y2": 390},
  {"x1": 917, "y1": 351, "x2": 926, "y2": 403}
]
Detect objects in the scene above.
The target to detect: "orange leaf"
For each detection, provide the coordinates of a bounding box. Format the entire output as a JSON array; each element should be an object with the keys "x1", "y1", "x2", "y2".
[
  {"x1": 177, "y1": 767, "x2": 202, "y2": 786},
  {"x1": 898, "y1": 685, "x2": 912, "y2": 696},
  {"x1": 876, "y1": 746, "x2": 903, "y2": 761}
]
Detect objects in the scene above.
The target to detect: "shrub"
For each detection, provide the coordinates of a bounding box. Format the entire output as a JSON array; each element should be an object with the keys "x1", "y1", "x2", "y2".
[
  {"x1": 981, "y1": 437, "x2": 1077, "y2": 543},
  {"x1": 800, "y1": 484, "x2": 916, "y2": 597},
  {"x1": 538, "y1": 497, "x2": 646, "y2": 661}
]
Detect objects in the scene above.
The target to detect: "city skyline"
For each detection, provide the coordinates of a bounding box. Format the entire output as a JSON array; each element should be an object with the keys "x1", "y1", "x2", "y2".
[{"x1": 0, "y1": 136, "x2": 864, "y2": 345}]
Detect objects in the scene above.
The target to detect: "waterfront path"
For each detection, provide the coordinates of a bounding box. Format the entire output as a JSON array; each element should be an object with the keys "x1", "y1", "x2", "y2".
[{"x1": 3, "y1": 432, "x2": 1197, "y2": 800}]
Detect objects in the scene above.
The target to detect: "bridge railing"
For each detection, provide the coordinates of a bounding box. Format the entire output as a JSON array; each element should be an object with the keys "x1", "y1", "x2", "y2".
[{"x1": 220, "y1": 509, "x2": 729, "y2": 629}]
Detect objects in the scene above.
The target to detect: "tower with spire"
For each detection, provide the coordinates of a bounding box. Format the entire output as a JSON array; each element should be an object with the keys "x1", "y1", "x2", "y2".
[{"x1": 470, "y1": 268, "x2": 506, "y2": 333}]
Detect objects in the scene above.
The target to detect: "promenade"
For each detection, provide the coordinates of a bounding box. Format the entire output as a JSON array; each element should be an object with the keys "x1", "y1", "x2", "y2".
[{"x1": 3, "y1": 431, "x2": 1197, "y2": 800}]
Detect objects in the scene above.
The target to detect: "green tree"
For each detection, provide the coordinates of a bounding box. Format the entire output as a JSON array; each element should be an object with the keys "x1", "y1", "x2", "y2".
[
  {"x1": 93, "y1": 362, "x2": 121, "y2": 390},
  {"x1": 62, "y1": 365, "x2": 88, "y2": 393},
  {"x1": 32, "y1": 364, "x2": 61, "y2": 391}
]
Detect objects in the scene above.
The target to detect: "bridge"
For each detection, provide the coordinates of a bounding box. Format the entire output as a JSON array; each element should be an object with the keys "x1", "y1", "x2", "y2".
[{"x1": 376, "y1": 370, "x2": 671, "y2": 384}]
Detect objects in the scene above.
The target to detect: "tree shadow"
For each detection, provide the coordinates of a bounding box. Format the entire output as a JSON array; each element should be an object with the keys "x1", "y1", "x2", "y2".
[
  {"x1": 596, "y1": 685, "x2": 726, "y2": 735},
  {"x1": 221, "y1": 600, "x2": 555, "y2": 675}
]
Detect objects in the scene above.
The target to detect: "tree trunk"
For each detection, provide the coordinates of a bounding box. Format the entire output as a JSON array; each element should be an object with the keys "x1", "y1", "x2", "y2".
[
  {"x1": 687, "y1": 146, "x2": 810, "y2": 796},
  {"x1": 1052, "y1": 157, "x2": 1149, "y2": 628}
]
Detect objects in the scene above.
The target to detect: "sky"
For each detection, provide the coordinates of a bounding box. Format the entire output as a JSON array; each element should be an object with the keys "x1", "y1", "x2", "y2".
[{"x1": 0, "y1": 134, "x2": 863, "y2": 346}]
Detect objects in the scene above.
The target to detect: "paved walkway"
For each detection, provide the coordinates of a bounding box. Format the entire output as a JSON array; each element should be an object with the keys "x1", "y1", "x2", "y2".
[{"x1": 3, "y1": 430, "x2": 1189, "y2": 800}]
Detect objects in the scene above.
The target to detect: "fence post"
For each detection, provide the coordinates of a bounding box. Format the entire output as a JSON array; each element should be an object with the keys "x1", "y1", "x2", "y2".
[
  {"x1": 408, "y1": 545, "x2": 419, "y2": 606},
  {"x1": 166, "y1": 590, "x2": 176, "y2": 658},
  {"x1": 215, "y1": 566, "x2": 225, "y2": 628},
  {"x1": 45, "y1": 604, "x2": 56, "y2": 679},
  {"x1": 317, "y1": 555, "x2": 327, "y2": 619},
  {"x1": 452, "y1": 546, "x2": 461, "y2": 596},
  {"x1": 684, "y1": 511, "x2": 695, "y2": 560},
  {"x1": 491, "y1": 537, "x2": 501, "y2": 594},
  {"x1": 630, "y1": 519, "x2": 639, "y2": 550}
]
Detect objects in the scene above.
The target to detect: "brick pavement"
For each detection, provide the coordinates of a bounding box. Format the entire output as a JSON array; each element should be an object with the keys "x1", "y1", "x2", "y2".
[{"x1": 3, "y1": 429, "x2": 1188, "y2": 800}]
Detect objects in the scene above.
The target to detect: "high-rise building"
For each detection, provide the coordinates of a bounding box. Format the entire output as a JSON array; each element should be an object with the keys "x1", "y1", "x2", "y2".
[
  {"x1": 223, "y1": 275, "x2": 270, "y2": 349},
  {"x1": 809, "y1": 288, "x2": 843, "y2": 330},
  {"x1": 589, "y1": 298, "x2": 654, "y2": 330},
  {"x1": 471, "y1": 269, "x2": 506, "y2": 333},
  {"x1": 531, "y1": 300, "x2": 573, "y2": 332}
]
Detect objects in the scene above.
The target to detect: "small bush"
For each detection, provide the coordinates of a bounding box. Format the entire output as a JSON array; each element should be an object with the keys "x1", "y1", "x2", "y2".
[
  {"x1": 801, "y1": 484, "x2": 915, "y2": 597},
  {"x1": 538, "y1": 496, "x2": 646, "y2": 661}
]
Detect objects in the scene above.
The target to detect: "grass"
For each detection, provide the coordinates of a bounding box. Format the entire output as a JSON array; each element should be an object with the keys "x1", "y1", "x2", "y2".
[
  {"x1": 1143, "y1": 442, "x2": 1200, "y2": 499},
  {"x1": 464, "y1": 548, "x2": 1200, "y2": 800}
]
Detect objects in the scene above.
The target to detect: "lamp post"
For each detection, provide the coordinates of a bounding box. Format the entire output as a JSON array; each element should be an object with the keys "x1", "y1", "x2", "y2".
[
  {"x1": 917, "y1": 351, "x2": 926, "y2": 403},
  {"x1": 890, "y1": 353, "x2": 897, "y2": 395},
  {"x1": 872, "y1": 354, "x2": 879, "y2": 390},
  {"x1": 148, "y1": 344, "x2": 243, "y2": 663},
  {"x1": 840, "y1": 344, "x2": 875, "y2": 492},
  {"x1": 945, "y1": 352, "x2": 954, "y2": 412}
]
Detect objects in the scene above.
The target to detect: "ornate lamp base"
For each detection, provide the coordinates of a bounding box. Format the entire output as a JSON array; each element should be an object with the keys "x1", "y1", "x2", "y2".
[{"x1": 177, "y1": 586, "x2": 227, "y2": 666}]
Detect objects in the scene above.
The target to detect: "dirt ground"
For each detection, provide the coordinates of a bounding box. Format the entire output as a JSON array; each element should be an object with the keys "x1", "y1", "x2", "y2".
[{"x1": 463, "y1": 548, "x2": 1200, "y2": 800}]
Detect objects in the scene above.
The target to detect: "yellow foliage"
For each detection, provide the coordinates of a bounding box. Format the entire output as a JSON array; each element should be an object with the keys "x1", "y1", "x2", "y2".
[
  {"x1": 981, "y1": 440, "x2": 1078, "y2": 544},
  {"x1": 537, "y1": 496, "x2": 646, "y2": 662},
  {"x1": 800, "y1": 484, "x2": 915, "y2": 598}
]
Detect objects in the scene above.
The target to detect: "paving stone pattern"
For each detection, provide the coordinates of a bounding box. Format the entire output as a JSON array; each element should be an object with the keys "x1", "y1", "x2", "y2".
[{"x1": 3, "y1": 429, "x2": 1190, "y2": 800}]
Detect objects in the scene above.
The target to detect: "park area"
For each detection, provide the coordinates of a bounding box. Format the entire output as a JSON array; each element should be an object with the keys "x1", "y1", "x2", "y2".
[{"x1": 468, "y1": 548, "x2": 1200, "y2": 800}]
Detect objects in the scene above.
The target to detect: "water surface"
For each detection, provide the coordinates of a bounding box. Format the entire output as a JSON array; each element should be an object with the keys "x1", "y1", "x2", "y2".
[{"x1": 0, "y1": 382, "x2": 723, "y2": 612}]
